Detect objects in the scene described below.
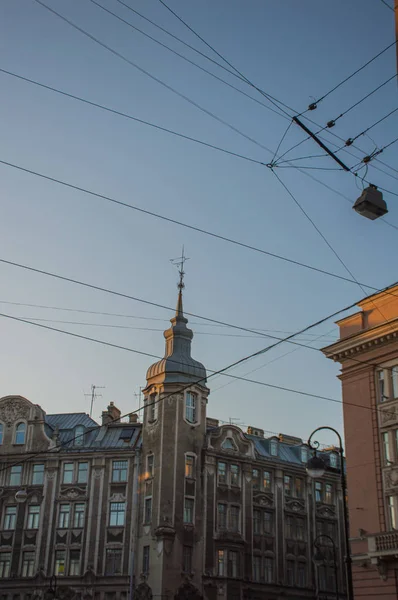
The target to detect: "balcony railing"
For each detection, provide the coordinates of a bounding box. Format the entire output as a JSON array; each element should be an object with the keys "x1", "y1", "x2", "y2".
[{"x1": 368, "y1": 531, "x2": 398, "y2": 557}]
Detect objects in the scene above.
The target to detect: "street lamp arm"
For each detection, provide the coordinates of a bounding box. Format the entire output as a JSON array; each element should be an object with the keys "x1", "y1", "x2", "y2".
[{"x1": 307, "y1": 425, "x2": 343, "y2": 452}]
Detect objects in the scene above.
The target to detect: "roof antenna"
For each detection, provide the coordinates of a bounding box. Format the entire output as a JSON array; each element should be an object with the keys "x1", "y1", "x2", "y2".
[{"x1": 84, "y1": 384, "x2": 105, "y2": 418}]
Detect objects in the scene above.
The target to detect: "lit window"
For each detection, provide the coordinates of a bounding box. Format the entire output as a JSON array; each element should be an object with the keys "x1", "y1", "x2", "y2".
[
  {"x1": 74, "y1": 425, "x2": 85, "y2": 447},
  {"x1": 22, "y1": 551, "x2": 35, "y2": 577},
  {"x1": 3, "y1": 506, "x2": 17, "y2": 530},
  {"x1": 284, "y1": 475, "x2": 292, "y2": 496},
  {"x1": 252, "y1": 469, "x2": 260, "y2": 490},
  {"x1": 109, "y1": 502, "x2": 125, "y2": 527},
  {"x1": 229, "y1": 505, "x2": 240, "y2": 532},
  {"x1": 388, "y1": 495, "x2": 397, "y2": 529},
  {"x1": 185, "y1": 455, "x2": 195, "y2": 479},
  {"x1": 330, "y1": 453, "x2": 337, "y2": 468},
  {"x1": 144, "y1": 497, "x2": 152, "y2": 524},
  {"x1": 228, "y1": 550, "x2": 239, "y2": 578},
  {"x1": 63, "y1": 463, "x2": 74, "y2": 484},
  {"x1": 55, "y1": 550, "x2": 65, "y2": 576},
  {"x1": 74, "y1": 503, "x2": 85, "y2": 528},
  {"x1": 263, "y1": 471, "x2": 271, "y2": 489},
  {"x1": 0, "y1": 424, "x2": 3, "y2": 445},
  {"x1": 218, "y1": 462, "x2": 227, "y2": 485},
  {"x1": 27, "y1": 505, "x2": 40, "y2": 529},
  {"x1": 383, "y1": 432, "x2": 391, "y2": 464},
  {"x1": 253, "y1": 555, "x2": 261, "y2": 581},
  {"x1": 253, "y1": 509, "x2": 261, "y2": 534},
  {"x1": 217, "y1": 549, "x2": 225, "y2": 576},
  {"x1": 325, "y1": 484, "x2": 333, "y2": 504},
  {"x1": 185, "y1": 391, "x2": 197, "y2": 423},
  {"x1": 300, "y1": 447, "x2": 308, "y2": 463},
  {"x1": 143, "y1": 546, "x2": 150, "y2": 574},
  {"x1": 230, "y1": 464, "x2": 240, "y2": 486},
  {"x1": 263, "y1": 512, "x2": 272, "y2": 534},
  {"x1": 270, "y1": 440, "x2": 278, "y2": 456},
  {"x1": 112, "y1": 460, "x2": 128, "y2": 482},
  {"x1": 148, "y1": 393, "x2": 158, "y2": 423},
  {"x1": 264, "y1": 557, "x2": 274, "y2": 583},
  {"x1": 184, "y1": 498, "x2": 194, "y2": 524},
  {"x1": 77, "y1": 462, "x2": 88, "y2": 484},
  {"x1": 295, "y1": 478, "x2": 303, "y2": 498},
  {"x1": 392, "y1": 366, "x2": 398, "y2": 399},
  {"x1": 378, "y1": 370, "x2": 386, "y2": 401},
  {"x1": 146, "y1": 455, "x2": 154, "y2": 479},
  {"x1": 69, "y1": 550, "x2": 80, "y2": 576},
  {"x1": 105, "y1": 548, "x2": 122, "y2": 575},
  {"x1": 9, "y1": 465, "x2": 22, "y2": 486},
  {"x1": 15, "y1": 422, "x2": 26, "y2": 445},
  {"x1": 315, "y1": 481, "x2": 323, "y2": 503},
  {"x1": 0, "y1": 553, "x2": 11, "y2": 578},
  {"x1": 183, "y1": 546, "x2": 192, "y2": 573},
  {"x1": 58, "y1": 504, "x2": 70, "y2": 528},
  {"x1": 32, "y1": 464, "x2": 44, "y2": 485}
]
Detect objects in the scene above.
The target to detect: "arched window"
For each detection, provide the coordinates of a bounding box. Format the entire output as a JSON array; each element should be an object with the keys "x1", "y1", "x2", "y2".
[
  {"x1": 0, "y1": 423, "x2": 3, "y2": 445},
  {"x1": 74, "y1": 425, "x2": 85, "y2": 447},
  {"x1": 15, "y1": 422, "x2": 26, "y2": 445}
]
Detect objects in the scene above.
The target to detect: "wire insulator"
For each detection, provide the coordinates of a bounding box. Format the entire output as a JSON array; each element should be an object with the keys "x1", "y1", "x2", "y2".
[
  {"x1": 327, "y1": 120, "x2": 336, "y2": 128},
  {"x1": 345, "y1": 138, "x2": 353, "y2": 146},
  {"x1": 308, "y1": 102, "x2": 317, "y2": 111},
  {"x1": 363, "y1": 155, "x2": 372, "y2": 163}
]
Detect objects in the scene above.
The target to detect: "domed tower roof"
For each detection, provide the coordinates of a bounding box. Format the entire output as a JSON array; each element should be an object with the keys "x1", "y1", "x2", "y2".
[{"x1": 146, "y1": 267, "x2": 207, "y2": 386}]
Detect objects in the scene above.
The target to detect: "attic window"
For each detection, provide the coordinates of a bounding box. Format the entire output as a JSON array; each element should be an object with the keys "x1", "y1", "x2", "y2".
[
  {"x1": 330, "y1": 453, "x2": 338, "y2": 468},
  {"x1": 222, "y1": 437, "x2": 237, "y2": 451},
  {"x1": 119, "y1": 428, "x2": 134, "y2": 442},
  {"x1": 74, "y1": 425, "x2": 85, "y2": 447},
  {"x1": 270, "y1": 440, "x2": 278, "y2": 457}
]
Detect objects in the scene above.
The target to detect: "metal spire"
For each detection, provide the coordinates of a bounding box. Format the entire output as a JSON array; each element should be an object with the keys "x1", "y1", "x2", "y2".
[{"x1": 170, "y1": 246, "x2": 189, "y2": 317}]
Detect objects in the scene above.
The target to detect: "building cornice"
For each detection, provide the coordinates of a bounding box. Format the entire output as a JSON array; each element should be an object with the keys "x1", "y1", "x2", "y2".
[{"x1": 322, "y1": 318, "x2": 398, "y2": 362}]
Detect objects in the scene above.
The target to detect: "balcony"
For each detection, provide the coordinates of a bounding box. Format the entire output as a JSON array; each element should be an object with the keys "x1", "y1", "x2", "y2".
[{"x1": 368, "y1": 531, "x2": 398, "y2": 558}]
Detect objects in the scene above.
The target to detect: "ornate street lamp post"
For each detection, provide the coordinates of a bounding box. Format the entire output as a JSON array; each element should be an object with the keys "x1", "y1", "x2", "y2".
[
  {"x1": 313, "y1": 533, "x2": 339, "y2": 600},
  {"x1": 306, "y1": 426, "x2": 353, "y2": 600}
]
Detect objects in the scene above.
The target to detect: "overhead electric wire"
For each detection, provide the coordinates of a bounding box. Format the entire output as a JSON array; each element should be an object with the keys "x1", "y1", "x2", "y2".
[
  {"x1": 349, "y1": 107, "x2": 398, "y2": 144},
  {"x1": 311, "y1": 40, "x2": 397, "y2": 107},
  {"x1": 86, "y1": 0, "x2": 288, "y2": 122},
  {"x1": 156, "y1": 0, "x2": 293, "y2": 118},
  {"x1": 1, "y1": 158, "x2": 381, "y2": 289},
  {"x1": 272, "y1": 169, "x2": 398, "y2": 342},
  {"x1": 32, "y1": 0, "x2": 275, "y2": 157},
  {"x1": 33, "y1": 0, "x2": 398, "y2": 190},
  {"x1": 0, "y1": 68, "x2": 266, "y2": 167},
  {"x1": 1, "y1": 249, "x2": 398, "y2": 371},
  {"x1": 379, "y1": 0, "x2": 395, "y2": 11}
]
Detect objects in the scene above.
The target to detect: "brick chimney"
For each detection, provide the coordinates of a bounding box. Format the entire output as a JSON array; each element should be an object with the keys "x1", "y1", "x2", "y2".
[
  {"x1": 129, "y1": 413, "x2": 138, "y2": 424},
  {"x1": 101, "y1": 402, "x2": 121, "y2": 425}
]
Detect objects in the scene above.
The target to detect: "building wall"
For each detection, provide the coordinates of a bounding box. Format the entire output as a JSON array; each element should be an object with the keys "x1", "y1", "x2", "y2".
[
  {"x1": 0, "y1": 395, "x2": 139, "y2": 600},
  {"x1": 323, "y1": 284, "x2": 398, "y2": 599}
]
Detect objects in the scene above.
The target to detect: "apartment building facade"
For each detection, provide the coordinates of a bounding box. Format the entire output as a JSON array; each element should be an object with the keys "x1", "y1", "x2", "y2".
[
  {"x1": 323, "y1": 283, "x2": 398, "y2": 599},
  {"x1": 0, "y1": 287, "x2": 348, "y2": 599}
]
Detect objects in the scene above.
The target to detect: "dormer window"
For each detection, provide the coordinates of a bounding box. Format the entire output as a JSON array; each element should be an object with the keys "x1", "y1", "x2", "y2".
[
  {"x1": 74, "y1": 425, "x2": 85, "y2": 447},
  {"x1": 301, "y1": 447, "x2": 308, "y2": 463},
  {"x1": 270, "y1": 440, "x2": 278, "y2": 457},
  {"x1": 185, "y1": 392, "x2": 197, "y2": 424},
  {"x1": 330, "y1": 453, "x2": 337, "y2": 468},
  {"x1": 15, "y1": 422, "x2": 26, "y2": 445},
  {"x1": 222, "y1": 437, "x2": 237, "y2": 451}
]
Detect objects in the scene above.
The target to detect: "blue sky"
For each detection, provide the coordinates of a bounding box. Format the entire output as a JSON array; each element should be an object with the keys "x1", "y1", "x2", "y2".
[{"x1": 1, "y1": 0, "x2": 397, "y2": 445}]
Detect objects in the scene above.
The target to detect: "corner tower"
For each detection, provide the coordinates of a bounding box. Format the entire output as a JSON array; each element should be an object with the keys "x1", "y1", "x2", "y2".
[{"x1": 138, "y1": 266, "x2": 209, "y2": 599}]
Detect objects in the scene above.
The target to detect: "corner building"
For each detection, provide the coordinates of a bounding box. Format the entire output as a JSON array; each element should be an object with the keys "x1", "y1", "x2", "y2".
[
  {"x1": 323, "y1": 283, "x2": 398, "y2": 599},
  {"x1": 0, "y1": 288, "x2": 347, "y2": 600}
]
